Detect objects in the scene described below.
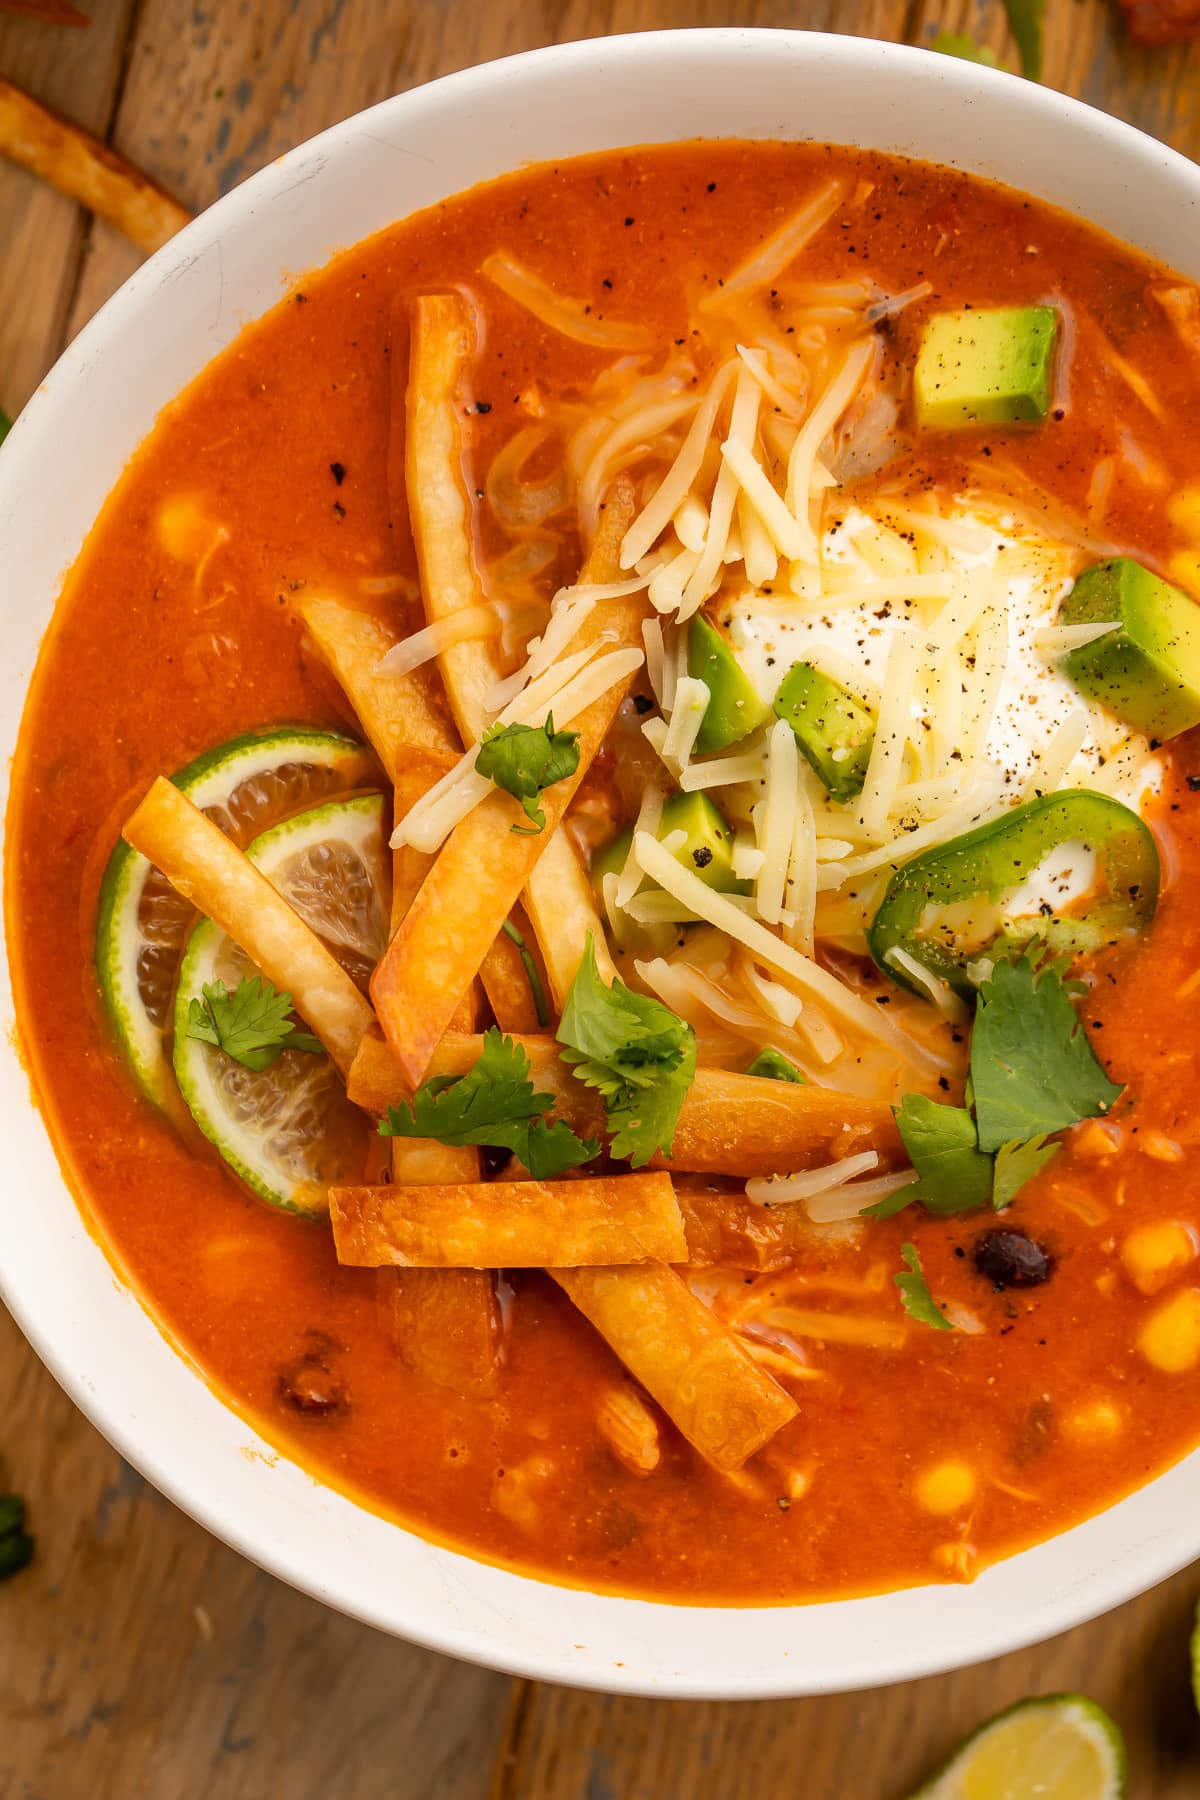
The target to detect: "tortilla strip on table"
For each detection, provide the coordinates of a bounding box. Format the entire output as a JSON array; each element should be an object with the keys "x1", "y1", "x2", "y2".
[
  {"x1": 122, "y1": 778, "x2": 373, "y2": 1078},
  {"x1": 371, "y1": 482, "x2": 641, "y2": 1086},
  {"x1": 403, "y1": 291, "x2": 620, "y2": 1008},
  {"x1": 0, "y1": 77, "x2": 191, "y2": 254},
  {"x1": 552, "y1": 1264, "x2": 798, "y2": 1472},
  {"x1": 346, "y1": 1029, "x2": 904, "y2": 1175},
  {"x1": 330, "y1": 1172, "x2": 686, "y2": 1269}
]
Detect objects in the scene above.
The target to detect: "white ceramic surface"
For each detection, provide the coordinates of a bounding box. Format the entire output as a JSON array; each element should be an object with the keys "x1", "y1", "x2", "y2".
[{"x1": 2, "y1": 29, "x2": 1198, "y2": 1699}]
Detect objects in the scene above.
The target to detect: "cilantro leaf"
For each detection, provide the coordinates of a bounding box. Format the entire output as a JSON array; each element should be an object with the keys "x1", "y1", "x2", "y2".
[
  {"x1": 970, "y1": 952, "x2": 1122, "y2": 1153},
  {"x1": 379, "y1": 1027, "x2": 598, "y2": 1180},
  {"x1": 992, "y1": 1133, "x2": 1060, "y2": 1211},
  {"x1": 185, "y1": 976, "x2": 324, "y2": 1072},
  {"x1": 475, "y1": 714, "x2": 581, "y2": 833},
  {"x1": 931, "y1": 29, "x2": 999, "y2": 66},
  {"x1": 894, "y1": 1243, "x2": 955, "y2": 1332},
  {"x1": 1003, "y1": 0, "x2": 1045, "y2": 81},
  {"x1": 745, "y1": 1047, "x2": 806, "y2": 1084},
  {"x1": 557, "y1": 936, "x2": 696, "y2": 1167},
  {"x1": 884, "y1": 1093, "x2": 995, "y2": 1217}
]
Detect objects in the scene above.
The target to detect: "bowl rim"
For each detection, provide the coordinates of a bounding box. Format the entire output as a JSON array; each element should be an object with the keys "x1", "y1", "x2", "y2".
[{"x1": 4, "y1": 25, "x2": 1200, "y2": 1700}]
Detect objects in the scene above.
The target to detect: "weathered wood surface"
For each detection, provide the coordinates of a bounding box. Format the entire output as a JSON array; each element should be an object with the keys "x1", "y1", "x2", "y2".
[{"x1": 4, "y1": 2, "x2": 1200, "y2": 1795}]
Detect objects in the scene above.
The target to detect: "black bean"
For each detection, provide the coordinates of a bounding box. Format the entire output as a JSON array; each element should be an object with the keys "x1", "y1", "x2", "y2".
[{"x1": 974, "y1": 1228, "x2": 1054, "y2": 1290}]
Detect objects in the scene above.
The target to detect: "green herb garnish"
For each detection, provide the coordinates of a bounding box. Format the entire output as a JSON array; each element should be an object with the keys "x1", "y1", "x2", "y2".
[
  {"x1": 880, "y1": 951, "x2": 1117, "y2": 1220},
  {"x1": 745, "y1": 1047, "x2": 806, "y2": 1084},
  {"x1": 873, "y1": 1094, "x2": 994, "y2": 1218},
  {"x1": 894, "y1": 1243, "x2": 955, "y2": 1332},
  {"x1": 185, "y1": 976, "x2": 323, "y2": 1072},
  {"x1": 1003, "y1": 0, "x2": 1045, "y2": 81},
  {"x1": 931, "y1": 29, "x2": 1000, "y2": 65},
  {"x1": 992, "y1": 1134, "x2": 1060, "y2": 1211},
  {"x1": 970, "y1": 951, "x2": 1121, "y2": 1153},
  {"x1": 557, "y1": 935, "x2": 696, "y2": 1167},
  {"x1": 475, "y1": 714, "x2": 581, "y2": 833},
  {"x1": 0, "y1": 1492, "x2": 33, "y2": 1582},
  {"x1": 380, "y1": 1026, "x2": 598, "y2": 1180},
  {"x1": 501, "y1": 917, "x2": 550, "y2": 1027}
]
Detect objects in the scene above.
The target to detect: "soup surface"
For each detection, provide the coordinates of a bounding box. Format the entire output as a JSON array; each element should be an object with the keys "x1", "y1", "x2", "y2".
[{"x1": 9, "y1": 141, "x2": 1200, "y2": 1603}]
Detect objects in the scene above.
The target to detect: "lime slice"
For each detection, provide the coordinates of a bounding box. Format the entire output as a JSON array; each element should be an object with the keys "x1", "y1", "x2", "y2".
[
  {"x1": 172, "y1": 793, "x2": 391, "y2": 1214},
  {"x1": 96, "y1": 727, "x2": 377, "y2": 1108},
  {"x1": 910, "y1": 1695, "x2": 1125, "y2": 1800}
]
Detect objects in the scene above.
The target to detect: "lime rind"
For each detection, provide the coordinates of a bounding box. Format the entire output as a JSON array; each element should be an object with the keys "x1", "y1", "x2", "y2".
[
  {"x1": 910, "y1": 1694, "x2": 1125, "y2": 1800},
  {"x1": 96, "y1": 726, "x2": 376, "y2": 1108},
  {"x1": 172, "y1": 793, "x2": 390, "y2": 1214}
]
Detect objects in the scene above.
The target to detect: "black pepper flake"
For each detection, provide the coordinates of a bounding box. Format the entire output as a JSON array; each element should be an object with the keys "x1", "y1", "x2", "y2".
[
  {"x1": 329, "y1": 461, "x2": 346, "y2": 485},
  {"x1": 692, "y1": 846, "x2": 714, "y2": 869},
  {"x1": 332, "y1": 501, "x2": 346, "y2": 520},
  {"x1": 707, "y1": 181, "x2": 717, "y2": 193},
  {"x1": 602, "y1": 278, "x2": 613, "y2": 290},
  {"x1": 1187, "y1": 774, "x2": 1200, "y2": 792},
  {"x1": 624, "y1": 216, "x2": 634, "y2": 226},
  {"x1": 632, "y1": 694, "x2": 655, "y2": 715},
  {"x1": 473, "y1": 401, "x2": 492, "y2": 414}
]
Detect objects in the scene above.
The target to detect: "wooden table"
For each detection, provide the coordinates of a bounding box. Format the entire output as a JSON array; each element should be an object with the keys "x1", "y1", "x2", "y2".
[{"x1": 3, "y1": 2, "x2": 1200, "y2": 1794}]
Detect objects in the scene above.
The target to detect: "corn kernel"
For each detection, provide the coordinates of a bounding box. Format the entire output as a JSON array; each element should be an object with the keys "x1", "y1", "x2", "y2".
[
  {"x1": 1168, "y1": 549, "x2": 1200, "y2": 595},
  {"x1": 914, "y1": 1460, "x2": 977, "y2": 1516},
  {"x1": 1168, "y1": 483, "x2": 1200, "y2": 539},
  {"x1": 1063, "y1": 1399, "x2": 1124, "y2": 1444},
  {"x1": 1121, "y1": 1221, "x2": 1198, "y2": 1296},
  {"x1": 1137, "y1": 1287, "x2": 1200, "y2": 1374}
]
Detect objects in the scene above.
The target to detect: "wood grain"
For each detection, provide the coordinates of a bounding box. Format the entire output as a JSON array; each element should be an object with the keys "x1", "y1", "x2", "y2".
[
  {"x1": 0, "y1": 1300, "x2": 510, "y2": 1799},
  {"x1": 4, "y1": 2, "x2": 1200, "y2": 1796},
  {"x1": 0, "y1": 0, "x2": 135, "y2": 415}
]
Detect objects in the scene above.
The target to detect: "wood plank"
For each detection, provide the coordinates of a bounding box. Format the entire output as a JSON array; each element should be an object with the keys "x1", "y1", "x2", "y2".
[
  {"x1": 65, "y1": 0, "x2": 913, "y2": 341},
  {"x1": 0, "y1": 1301, "x2": 509, "y2": 1798},
  {"x1": 491, "y1": 1569, "x2": 1200, "y2": 1798},
  {"x1": 0, "y1": 0, "x2": 136, "y2": 414}
]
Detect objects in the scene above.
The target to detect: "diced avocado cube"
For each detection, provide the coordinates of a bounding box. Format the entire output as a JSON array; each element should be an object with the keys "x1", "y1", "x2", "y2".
[
  {"x1": 913, "y1": 306, "x2": 1059, "y2": 431},
  {"x1": 745, "y1": 1046, "x2": 806, "y2": 1084},
  {"x1": 687, "y1": 615, "x2": 773, "y2": 754},
  {"x1": 589, "y1": 791, "x2": 750, "y2": 905},
  {"x1": 773, "y1": 662, "x2": 875, "y2": 803},
  {"x1": 1059, "y1": 557, "x2": 1200, "y2": 740}
]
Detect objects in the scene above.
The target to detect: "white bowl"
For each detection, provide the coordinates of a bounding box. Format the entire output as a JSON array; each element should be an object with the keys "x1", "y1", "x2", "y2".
[{"x1": 2, "y1": 28, "x2": 1199, "y2": 1699}]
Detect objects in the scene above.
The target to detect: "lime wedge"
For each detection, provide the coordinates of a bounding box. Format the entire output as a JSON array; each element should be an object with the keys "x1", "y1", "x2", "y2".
[
  {"x1": 96, "y1": 727, "x2": 377, "y2": 1109},
  {"x1": 911, "y1": 1694, "x2": 1125, "y2": 1800},
  {"x1": 172, "y1": 793, "x2": 391, "y2": 1214}
]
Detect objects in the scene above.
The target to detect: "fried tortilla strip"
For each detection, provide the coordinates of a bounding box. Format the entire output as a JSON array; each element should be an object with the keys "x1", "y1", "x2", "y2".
[
  {"x1": 676, "y1": 1189, "x2": 837, "y2": 1272},
  {"x1": 288, "y1": 603, "x2": 500, "y2": 1387},
  {"x1": 297, "y1": 590, "x2": 526, "y2": 1028},
  {"x1": 552, "y1": 1265, "x2": 797, "y2": 1471},
  {"x1": 296, "y1": 592, "x2": 457, "y2": 767},
  {"x1": 0, "y1": 77, "x2": 190, "y2": 254},
  {"x1": 372, "y1": 485, "x2": 641, "y2": 1085},
  {"x1": 123, "y1": 778, "x2": 373, "y2": 1078},
  {"x1": 347, "y1": 1030, "x2": 903, "y2": 1175},
  {"x1": 403, "y1": 291, "x2": 619, "y2": 1008},
  {"x1": 331, "y1": 1172, "x2": 686, "y2": 1269},
  {"x1": 387, "y1": 1265, "x2": 501, "y2": 1398}
]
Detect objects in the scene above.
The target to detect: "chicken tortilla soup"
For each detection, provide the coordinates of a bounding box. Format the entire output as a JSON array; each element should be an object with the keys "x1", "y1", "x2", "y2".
[{"x1": 9, "y1": 141, "x2": 1200, "y2": 1603}]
